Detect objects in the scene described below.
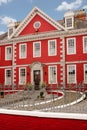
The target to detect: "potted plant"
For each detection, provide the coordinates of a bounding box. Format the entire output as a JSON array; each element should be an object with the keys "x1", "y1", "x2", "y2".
[
  {"x1": 26, "y1": 82, "x2": 32, "y2": 90},
  {"x1": 40, "y1": 91, "x2": 44, "y2": 99},
  {"x1": 0, "y1": 90, "x2": 4, "y2": 98},
  {"x1": 41, "y1": 81, "x2": 47, "y2": 89}
]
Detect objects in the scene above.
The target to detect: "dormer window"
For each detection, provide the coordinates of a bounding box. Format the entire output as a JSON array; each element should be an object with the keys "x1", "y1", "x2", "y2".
[
  {"x1": 64, "y1": 10, "x2": 74, "y2": 29},
  {"x1": 8, "y1": 28, "x2": 14, "y2": 36},
  {"x1": 7, "y1": 21, "x2": 15, "y2": 38},
  {"x1": 66, "y1": 18, "x2": 73, "y2": 28},
  {"x1": 65, "y1": 17, "x2": 74, "y2": 29}
]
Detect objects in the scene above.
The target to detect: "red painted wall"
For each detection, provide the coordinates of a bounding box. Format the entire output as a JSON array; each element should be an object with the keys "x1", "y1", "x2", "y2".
[
  {"x1": 19, "y1": 14, "x2": 57, "y2": 36},
  {"x1": 0, "y1": 45, "x2": 12, "y2": 66},
  {"x1": 16, "y1": 38, "x2": 61, "y2": 65},
  {"x1": 0, "y1": 68, "x2": 4, "y2": 84},
  {"x1": 65, "y1": 35, "x2": 87, "y2": 62}
]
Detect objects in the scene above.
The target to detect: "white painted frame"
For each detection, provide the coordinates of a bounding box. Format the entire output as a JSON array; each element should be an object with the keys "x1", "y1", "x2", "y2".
[
  {"x1": 48, "y1": 65, "x2": 57, "y2": 84},
  {"x1": 67, "y1": 64, "x2": 76, "y2": 84},
  {"x1": 33, "y1": 41, "x2": 41, "y2": 57},
  {"x1": 48, "y1": 39, "x2": 57, "y2": 56},
  {"x1": 65, "y1": 17, "x2": 74, "y2": 29},
  {"x1": 67, "y1": 38, "x2": 76, "y2": 55},
  {"x1": 19, "y1": 43, "x2": 27, "y2": 59},
  {"x1": 5, "y1": 68, "x2": 11, "y2": 85},
  {"x1": 19, "y1": 67, "x2": 26, "y2": 85},
  {"x1": 84, "y1": 64, "x2": 87, "y2": 83},
  {"x1": 31, "y1": 62, "x2": 43, "y2": 85},
  {"x1": 5, "y1": 46, "x2": 12, "y2": 60},
  {"x1": 83, "y1": 36, "x2": 87, "y2": 53}
]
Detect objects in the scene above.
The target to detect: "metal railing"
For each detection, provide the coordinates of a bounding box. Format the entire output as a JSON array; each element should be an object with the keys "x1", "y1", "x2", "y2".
[{"x1": 0, "y1": 83, "x2": 87, "y2": 113}]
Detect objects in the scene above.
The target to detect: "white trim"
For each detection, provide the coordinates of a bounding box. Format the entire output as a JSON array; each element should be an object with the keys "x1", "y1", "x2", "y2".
[
  {"x1": 67, "y1": 64, "x2": 76, "y2": 84},
  {"x1": 1, "y1": 28, "x2": 87, "y2": 45},
  {"x1": 19, "y1": 67, "x2": 26, "y2": 85},
  {"x1": 36, "y1": 8, "x2": 66, "y2": 31},
  {"x1": 5, "y1": 68, "x2": 11, "y2": 85},
  {"x1": 19, "y1": 43, "x2": 27, "y2": 59},
  {"x1": 0, "y1": 60, "x2": 87, "y2": 69},
  {"x1": 0, "y1": 109, "x2": 87, "y2": 120},
  {"x1": 83, "y1": 36, "x2": 87, "y2": 53},
  {"x1": 65, "y1": 16, "x2": 74, "y2": 29},
  {"x1": 48, "y1": 39, "x2": 57, "y2": 56},
  {"x1": 48, "y1": 65, "x2": 57, "y2": 84},
  {"x1": 84, "y1": 64, "x2": 87, "y2": 83},
  {"x1": 33, "y1": 41, "x2": 41, "y2": 57},
  {"x1": 67, "y1": 38, "x2": 76, "y2": 55},
  {"x1": 5, "y1": 46, "x2": 12, "y2": 60},
  {"x1": 31, "y1": 62, "x2": 43, "y2": 85},
  {"x1": 33, "y1": 21, "x2": 41, "y2": 29}
]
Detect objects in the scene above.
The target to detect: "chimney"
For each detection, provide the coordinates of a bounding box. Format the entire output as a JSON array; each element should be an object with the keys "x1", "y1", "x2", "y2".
[{"x1": 74, "y1": 9, "x2": 86, "y2": 20}]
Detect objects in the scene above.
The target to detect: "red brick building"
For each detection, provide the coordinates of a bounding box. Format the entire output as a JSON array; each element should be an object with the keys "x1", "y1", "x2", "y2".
[{"x1": 0, "y1": 7, "x2": 87, "y2": 89}]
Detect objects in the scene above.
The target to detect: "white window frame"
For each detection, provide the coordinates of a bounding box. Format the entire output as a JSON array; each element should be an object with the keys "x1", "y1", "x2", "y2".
[
  {"x1": 84, "y1": 64, "x2": 87, "y2": 83},
  {"x1": 65, "y1": 17, "x2": 74, "y2": 29},
  {"x1": 33, "y1": 41, "x2": 41, "y2": 57},
  {"x1": 67, "y1": 38, "x2": 76, "y2": 55},
  {"x1": 48, "y1": 65, "x2": 57, "y2": 84},
  {"x1": 67, "y1": 65, "x2": 76, "y2": 84},
  {"x1": 5, "y1": 69, "x2": 11, "y2": 85},
  {"x1": 5, "y1": 46, "x2": 12, "y2": 60},
  {"x1": 48, "y1": 39, "x2": 57, "y2": 56},
  {"x1": 83, "y1": 36, "x2": 87, "y2": 53},
  {"x1": 19, "y1": 43, "x2": 27, "y2": 59},
  {"x1": 19, "y1": 67, "x2": 26, "y2": 85}
]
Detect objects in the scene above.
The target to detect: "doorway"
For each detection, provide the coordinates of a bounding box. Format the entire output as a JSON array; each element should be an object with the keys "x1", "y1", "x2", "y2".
[{"x1": 33, "y1": 70, "x2": 40, "y2": 90}]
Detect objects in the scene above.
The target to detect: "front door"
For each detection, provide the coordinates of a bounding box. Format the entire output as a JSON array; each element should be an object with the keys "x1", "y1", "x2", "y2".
[{"x1": 34, "y1": 70, "x2": 40, "y2": 90}]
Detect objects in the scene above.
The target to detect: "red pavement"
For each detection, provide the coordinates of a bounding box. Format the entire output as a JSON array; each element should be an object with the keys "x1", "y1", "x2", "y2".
[{"x1": 0, "y1": 114, "x2": 87, "y2": 130}]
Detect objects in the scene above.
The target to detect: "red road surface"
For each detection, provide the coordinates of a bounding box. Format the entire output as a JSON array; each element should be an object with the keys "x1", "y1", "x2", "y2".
[{"x1": 0, "y1": 114, "x2": 87, "y2": 130}]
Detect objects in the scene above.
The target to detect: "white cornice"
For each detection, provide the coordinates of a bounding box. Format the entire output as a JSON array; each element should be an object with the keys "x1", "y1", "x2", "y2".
[{"x1": 0, "y1": 28, "x2": 87, "y2": 45}]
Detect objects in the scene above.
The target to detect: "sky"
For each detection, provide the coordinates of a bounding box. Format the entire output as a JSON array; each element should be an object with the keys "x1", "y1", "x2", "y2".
[{"x1": 0, "y1": 0, "x2": 87, "y2": 35}]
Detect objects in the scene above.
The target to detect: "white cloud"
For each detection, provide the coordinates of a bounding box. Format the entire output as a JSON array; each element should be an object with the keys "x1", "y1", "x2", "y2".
[
  {"x1": 83, "y1": 5, "x2": 87, "y2": 9},
  {"x1": 0, "y1": 0, "x2": 12, "y2": 5},
  {"x1": 56, "y1": 0, "x2": 82, "y2": 11},
  {"x1": 0, "y1": 16, "x2": 16, "y2": 25},
  {"x1": 0, "y1": 31, "x2": 5, "y2": 35}
]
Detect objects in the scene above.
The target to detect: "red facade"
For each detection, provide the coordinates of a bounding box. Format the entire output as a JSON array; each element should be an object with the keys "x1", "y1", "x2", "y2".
[{"x1": 0, "y1": 7, "x2": 87, "y2": 89}]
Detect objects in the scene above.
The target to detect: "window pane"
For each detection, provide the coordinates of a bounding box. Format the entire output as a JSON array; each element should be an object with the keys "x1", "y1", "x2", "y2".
[
  {"x1": 67, "y1": 39, "x2": 75, "y2": 54},
  {"x1": 20, "y1": 68, "x2": 26, "y2": 84},
  {"x1": 84, "y1": 64, "x2": 87, "y2": 82},
  {"x1": 6, "y1": 69, "x2": 11, "y2": 85},
  {"x1": 84, "y1": 38, "x2": 87, "y2": 53},
  {"x1": 49, "y1": 66, "x2": 57, "y2": 84},
  {"x1": 34, "y1": 42, "x2": 40, "y2": 57},
  {"x1": 49, "y1": 40, "x2": 56, "y2": 56},
  {"x1": 66, "y1": 18, "x2": 72, "y2": 27},
  {"x1": 6, "y1": 47, "x2": 12, "y2": 60},
  {"x1": 68, "y1": 65, "x2": 76, "y2": 83},
  {"x1": 20, "y1": 44, "x2": 26, "y2": 58}
]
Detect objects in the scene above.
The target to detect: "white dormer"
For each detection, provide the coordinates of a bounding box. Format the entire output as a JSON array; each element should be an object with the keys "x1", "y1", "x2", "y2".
[
  {"x1": 64, "y1": 10, "x2": 74, "y2": 29},
  {"x1": 7, "y1": 21, "x2": 15, "y2": 38}
]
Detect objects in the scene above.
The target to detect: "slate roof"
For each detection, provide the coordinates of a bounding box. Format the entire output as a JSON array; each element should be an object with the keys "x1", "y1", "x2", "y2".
[
  {"x1": 58, "y1": 18, "x2": 87, "y2": 29},
  {"x1": 0, "y1": 32, "x2": 8, "y2": 40}
]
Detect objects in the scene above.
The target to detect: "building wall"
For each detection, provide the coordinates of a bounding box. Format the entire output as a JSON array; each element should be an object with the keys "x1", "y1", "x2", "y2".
[
  {"x1": 0, "y1": 8, "x2": 87, "y2": 89},
  {"x1": 19, "y1": 14, "x2": 57, "y2": 36}
]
